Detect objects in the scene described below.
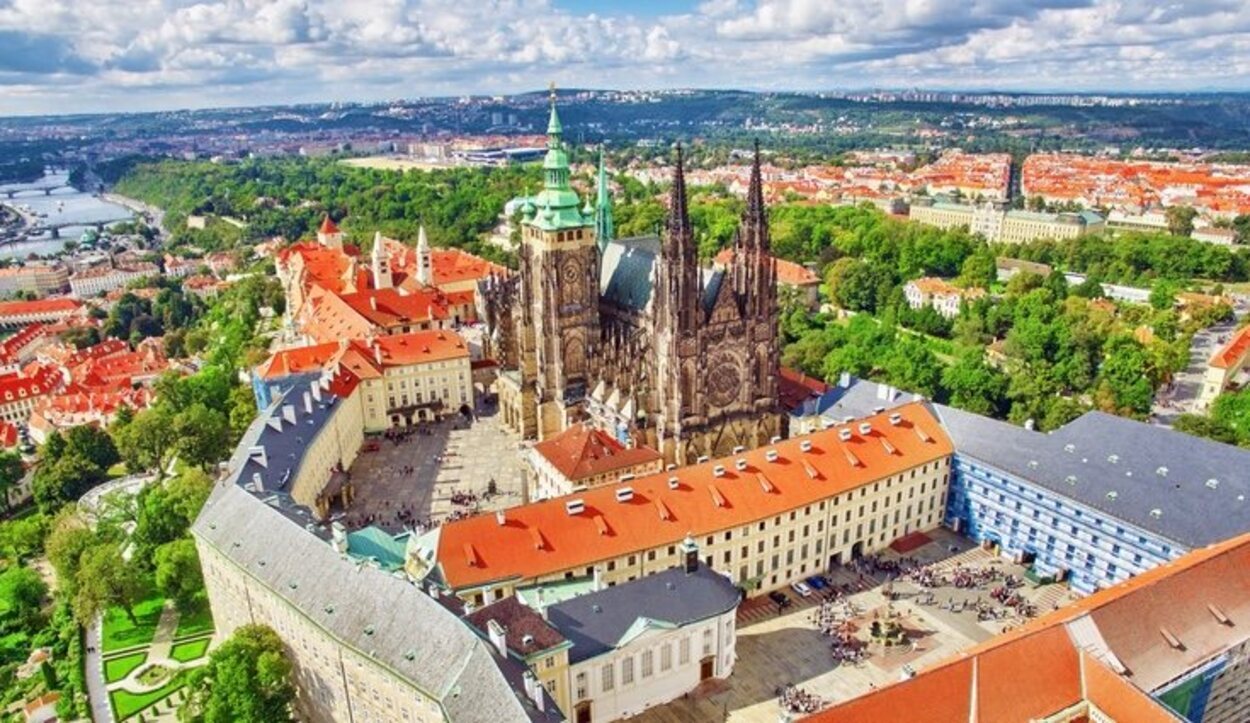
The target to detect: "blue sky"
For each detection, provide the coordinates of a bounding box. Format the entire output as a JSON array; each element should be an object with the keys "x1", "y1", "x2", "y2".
[{"x1": 1, "y1": 0, "x2": 1248, "y2": 116}]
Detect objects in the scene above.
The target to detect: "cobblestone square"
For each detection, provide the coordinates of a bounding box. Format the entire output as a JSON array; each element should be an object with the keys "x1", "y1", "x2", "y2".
[
  {"x1": 632, "y1": 529, "x2": 1077, "y2": 723},
  {"x1": 339, "y1": 404, "x2": 529, "y2": 534}
]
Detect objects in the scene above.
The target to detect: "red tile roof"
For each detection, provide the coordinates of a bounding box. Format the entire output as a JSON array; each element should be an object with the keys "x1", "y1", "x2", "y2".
[
  {"x1": 714, "y1": 249, "x2": 820, "y2": 286},
  {"x1": 778, "y1": 367, "x2": 829, "y2": 412},
  {"x1": 532, "y1": 423, "x2": 662, "y2": 483},
  {"x1": 319, "y1": 215, "x2": 339, "y2": 235},
  {"x1": 0, "y1": 297, "x2": 82, "y2": 317},
  {"x1": 436, "y1": 403, "x2": 952, "y2": 590},
  {"x1": 1209, "y1": 325, "x2": 1250, "y2": 370},
  {"x1": 257, "y1": 330, "x2": 470, "y2": 382}
]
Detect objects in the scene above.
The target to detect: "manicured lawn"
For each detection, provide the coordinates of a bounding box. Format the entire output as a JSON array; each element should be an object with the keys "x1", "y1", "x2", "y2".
[
  {"x1": 103, "y1": 651, "x2": 147, "y2": 684},
  {"x1": 109, "y1": 673, "x2": 188, "y2": 721},
  {"x1": 173, "y1": 602, "x2": 214, "y2": 639},
  {"x1": 101, "y1": 591, "x2": 165, "y2": 652},
  {"x1": 169, "y1": 638, "x2": 210, "y2": 664}
]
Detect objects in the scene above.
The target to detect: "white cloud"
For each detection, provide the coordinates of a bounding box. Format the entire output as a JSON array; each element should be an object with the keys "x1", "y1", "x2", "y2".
[{"x1": 0, "y1": 0, "x2": 1247, "y2": 114}]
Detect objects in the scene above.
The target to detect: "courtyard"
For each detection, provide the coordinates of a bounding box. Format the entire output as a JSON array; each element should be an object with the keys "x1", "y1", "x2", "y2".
[
  {"x1": 338, "y1": 403, "x2": 528, "y2": 534},
  {"x1": 633, "y1": 529, "x2": 1077, "y2": 723}
]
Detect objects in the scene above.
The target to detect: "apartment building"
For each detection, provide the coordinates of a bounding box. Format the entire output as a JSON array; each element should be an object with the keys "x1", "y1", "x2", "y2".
[
  {"x1": 903, "y1": 277, "x2": 986, "y2": 319},
  {"x1": 935, "y1": 404, "x2": 1250, "y2": 595},
  {"x1": 810, "y1": 531, "x2": 1250, "y2": 723},
  {"x1": 68, "y1": 263, "x2": 160, "y2": 298},
  {"x1": 193, "y1": 483, "x2": 561, "y2": 723},
  {"x1": 0, "y1": 365, "x2": 63, "y2": 425},
  {"x1": 0, "y1": 264, "x2": 68, "y2": 297},
  {"x1": 910, "y1": 198, "x2": 1104, "y2": 244},
  {"x1": 528, "y1": 423, "x2": 663, "y2": 501},
  {"x1": 418, "y1": 403, "x2": 954, "y2": 606}
]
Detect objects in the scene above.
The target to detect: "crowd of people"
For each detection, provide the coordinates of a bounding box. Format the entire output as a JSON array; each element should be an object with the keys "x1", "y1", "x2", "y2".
[{"x1": 778, "y1": 685, "x2": 824, "y2": 715}]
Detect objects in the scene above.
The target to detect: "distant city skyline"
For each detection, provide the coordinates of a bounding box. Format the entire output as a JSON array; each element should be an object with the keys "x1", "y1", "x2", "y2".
[{"x1": 2, "y1": 0, "x2": 1250, "y2": 116}]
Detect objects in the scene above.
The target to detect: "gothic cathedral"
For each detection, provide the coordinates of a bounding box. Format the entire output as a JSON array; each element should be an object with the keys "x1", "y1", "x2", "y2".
[{"x1": 488, "y1": 92, "x2": 782, "y2": 466}]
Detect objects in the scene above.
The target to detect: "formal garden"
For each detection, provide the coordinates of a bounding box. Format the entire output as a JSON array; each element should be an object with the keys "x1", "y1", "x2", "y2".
[{"x1": 99, "y1": 585, "x2": 215, "y2": 721}]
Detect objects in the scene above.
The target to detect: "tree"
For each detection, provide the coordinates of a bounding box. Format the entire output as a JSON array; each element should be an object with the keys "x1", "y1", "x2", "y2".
[
  {"x1": 1165, "y1": 205, "x2": 1197, "y2": 237},
  {"x1": 154, "y1": 539, "x2": 204, "y2": 612},
  {"x1": 33, "y1": 453, "x2": 106, "y2": 510},
  {"x1": 942, "y1": 354, "x2": 1008, "y2": 416},
  {"x1": 72, "y1": 542, "x2": 146, "y2": 626},
  {"x1": 183, "y1": 625, "x2": 294, "y2": 723},
  {"x1": 0, "y1": 512, "x2": 47, "y2": 560},
  {"x1": 0, "y1": 566, "x2": 48, "y2": 630},
  {"x1": 45, "y1": 510, "x2": 95, "y2": 593},
  {"x1": 1149, "y1": 280, "x2": 1177, "y2": 311},
  {"x1": 957, "y1": 248, "x2": 996, "y2": 290},
  {"x1": 64, "y1": 425, "x2": 120, "y2": 471},
  {"x1": 115, "y1": 405, "x2": 177, "y2": 473},
  {"x1": 0, "y1": 451, "x2": 24, "y2": 511},
  {"x1": 174, "y1": 404, "x2": 230, "y2": 469},
  {"x1": 1097, "y1": 336, "x2": 1155, "y2": 415},
  {"x1": 133, "y1": 468, "x2": 214, "y2": 563}
]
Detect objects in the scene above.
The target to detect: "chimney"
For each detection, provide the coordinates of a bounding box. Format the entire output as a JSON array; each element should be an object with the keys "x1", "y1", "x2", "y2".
[
  {"x1": 495, "y1": 510, "x2": 506, "y2": 526},
  {"x1": 370, "y1": 296, "x2": 378, "y2": 311},
  {"x1": 486, "y1": 619, "x2": 508, "y2": 657},
  {"x1": 310, "y1": 382, "x2": 322, "y2": 402},
  {"x1": 331, "y1": 521, "x2": 347, "y2": 554},
  {"x1": 523, "y1": 672, "x2": 546, "y2": 712},
  {"x1": 303, "y1": 391, "x2": 313, "y2": 415},
  {"x1": 681, "y1": 534, "x2": 699, "y2": 575},
  {"x1": 593, "y1": 565, "x2": 603, "y2": 591},
  {"x1": 251, "y1": 471, "x2": 264, "y2": 492},
  {"x1": 281, "y1": 404, "x2": 296, "y2": 425},
  {"x1": 839, "y1": 371, "x2": 851, "y2": 388}
]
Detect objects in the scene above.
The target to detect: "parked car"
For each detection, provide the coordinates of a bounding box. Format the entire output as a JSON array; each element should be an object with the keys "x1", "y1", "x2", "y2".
[
  {"x1": 791, "y1": 581, "x2": 814, "y2": 598},
  {"x1": 768, "y1": 590, "x2": 791, "y2": 607},
  {"x1": 806, "y1": 575, "x2": 827, "y2": 590}
]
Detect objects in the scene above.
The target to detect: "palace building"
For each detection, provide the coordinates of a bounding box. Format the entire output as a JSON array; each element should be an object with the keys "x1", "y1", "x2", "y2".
[
  {"x1": 416, "y1": 403, "x2": 953, "y2": 605},
  {"x1": 484, "y1": 92, "x2": 783, "y2": 466}
]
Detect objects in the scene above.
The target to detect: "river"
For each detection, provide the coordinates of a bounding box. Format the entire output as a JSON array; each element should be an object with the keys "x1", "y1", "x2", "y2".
[{"x1": 0, "y1": 170, "x2": 136, "y2": 260}]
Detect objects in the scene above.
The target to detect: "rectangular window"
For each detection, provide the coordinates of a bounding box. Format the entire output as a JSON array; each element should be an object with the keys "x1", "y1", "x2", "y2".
[
  {"x1": 702, "y1": 628, "x2": 713, "y2": 656},
  {"x1": 680, "y1": 637, "x2": 691, "y2": 665},
  {"x1": 622, "y1": 657, "x2": 635, "y2": 685},
  {"x1": 661, "y1": 643, "x2": 672, "y2": 672},
  {"x1": 641, "y1": 649, "x2": 654, "y2": 678},
  {"x1": 576, "y1": 672, "x2": 587, "y2": 700}
]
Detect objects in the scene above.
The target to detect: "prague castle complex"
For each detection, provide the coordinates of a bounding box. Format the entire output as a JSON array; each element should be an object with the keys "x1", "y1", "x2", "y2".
[{"x1": 487, "y1": 93, "x2": 782, "y2": 465}]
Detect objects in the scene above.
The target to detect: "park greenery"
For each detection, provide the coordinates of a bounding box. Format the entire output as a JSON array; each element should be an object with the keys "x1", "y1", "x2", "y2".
[
  {"x1": 179, "y1": 624, "x2": 295, "y2": 723},
  {"x1": 0, "y1": 261, "x2": 281, "y2": 718},
  {"x1": 112, "y1": 156, "x2": 537, "y2": 265}
]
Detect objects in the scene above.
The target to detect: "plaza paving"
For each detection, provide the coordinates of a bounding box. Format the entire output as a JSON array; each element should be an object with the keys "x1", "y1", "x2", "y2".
[
  {"x1": 632, "y1": 529, "x2": 1077, "y2": 723},
  {"x1": 339, "y1": 404, "x2": 528, "y2": 533}
]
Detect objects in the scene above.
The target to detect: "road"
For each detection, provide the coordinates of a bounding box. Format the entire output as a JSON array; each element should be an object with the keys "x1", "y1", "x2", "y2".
[
  {"x1": 100, "y1": 192, "x2": 167, "y2": 238},
  {"x1": 85, "y1": 616, "x2": 114, "y2": 723},
  {"x1": 1151, "y1": 319, "x2": 1238, "y2": 426}
]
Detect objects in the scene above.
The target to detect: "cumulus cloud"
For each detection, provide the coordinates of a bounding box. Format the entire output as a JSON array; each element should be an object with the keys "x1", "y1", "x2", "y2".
[{"x1": 0, "y1": 0, "x2": 1247, "y2": 114}]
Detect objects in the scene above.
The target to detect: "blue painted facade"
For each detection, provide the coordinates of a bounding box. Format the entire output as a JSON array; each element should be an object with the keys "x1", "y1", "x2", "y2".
[
  {"x1": 252, "y1": 371, "x2": 321, "y2": 412},
  {"x1": 944, "y1": 453, "x2": 1183, "y2": 594},
  {"x1": 1154, "y1": 654, "x2": 1227, "y2": 722}
]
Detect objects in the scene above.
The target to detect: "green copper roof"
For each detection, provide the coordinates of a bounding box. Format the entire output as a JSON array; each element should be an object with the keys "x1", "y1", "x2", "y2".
[
  {"x1": 527, "y1": 92, "x2": 592, "y2": 232},
  {"x1": 547, "y1": 102, "x2": 563, "y2": 137},
  {"x1": 595, "y1": 148, "x2": 615, "y2": 249},
  {"x1": 346, "y1": 526, "x2": 409, "y2": 572}
]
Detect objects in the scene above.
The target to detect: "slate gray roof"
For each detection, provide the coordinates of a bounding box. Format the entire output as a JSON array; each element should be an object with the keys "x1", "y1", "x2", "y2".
[
  {"x1": 800, "y1": 375, "x2": 919, "y2": 422},
  {"x1": 227, "y1": 384, "x2": 339, "y2": 497},
  {"x1": 599, "y1": 236, "x2": 658, "y2": 313},
  {"x1": 932, "y1": 404, "x2": 1250, "y2": 548},
  {"x1": 546, "y1": 564, "x2": 741, "y2": 665},
  {"x1": 193, "y1": 483, "x2": 562, "y2": 723}
]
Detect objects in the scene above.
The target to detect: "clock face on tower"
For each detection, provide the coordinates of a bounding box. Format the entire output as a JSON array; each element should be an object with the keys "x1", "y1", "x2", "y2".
[
  {"x1": 561, "y1": 259, "x2": 584, "y2": 303},
  {"x1": 707, "y1": 357, "x2": 742, "y2": 407}
]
